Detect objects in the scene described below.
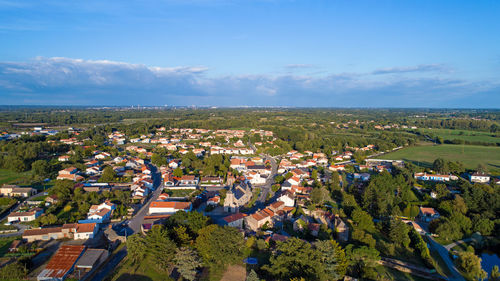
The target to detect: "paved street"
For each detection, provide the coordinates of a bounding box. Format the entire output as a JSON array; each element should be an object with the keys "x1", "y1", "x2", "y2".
[
  {"x1": 90, "y1": 164, "x2": 163, "y2": 280},
  {"x1": 255, "y1": 154, "x2": 277, "y2": 209},
  {"x1": 427, "y1": 235, "x2": 466, "y2": 281}
]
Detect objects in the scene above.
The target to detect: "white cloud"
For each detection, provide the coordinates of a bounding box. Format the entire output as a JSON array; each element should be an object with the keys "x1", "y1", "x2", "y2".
[{"x1": 0, "y1": 57, "x2": 498, "y2": 107}]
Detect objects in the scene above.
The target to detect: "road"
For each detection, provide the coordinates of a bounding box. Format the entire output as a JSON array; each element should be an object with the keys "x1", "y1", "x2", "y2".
[
  {"x1": 127, "y1": 166, "x2": 163, "y2": 233},
  {"x1": 91, "y1": 164, "x2": 163, "y2": 281},
  {"x1": 427, "y1": 235, "x2": 466, "y2": 281},
  {"x1": 0, "y1": 223, "x2": 29, "y2": 238},
  {"x1": 254, "y1": 154, "x2": 277, "y2": 209}
]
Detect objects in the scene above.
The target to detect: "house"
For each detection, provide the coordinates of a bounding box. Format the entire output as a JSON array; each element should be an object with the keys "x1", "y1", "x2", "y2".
[
  {"x1": 414, "y1": 172, "x2": 455, "y2": 182},
  {"x1": 58, "y1": 155, "x2": 70, "y2": 162},
  {"x1": 329, "y1": 164, "x2": 345, "y2": 172},
  {"x1": 353, "y1": 173, "x2": 371, "y2": 182},
  {"x1": 469, "y1": 172, "x2": 490, "y2": 183},
  {"x1": 149, "y1": 201, "x2": 192, "y2": 214},
  {"x1": 87, "y1": 201, "x2": 115, "y2": 221},
  {"x1": 0, "y1": 185, "x2": 37, "y2": 197},
  {"x1": 59, "y1": 167, "x2": 78, "y2": 175},
  {"x1": 8, "y1": 208, "x2": 43, "y2": 223},
  {"x1": 418, "y1": 207, "x2": 440, "y2": 222},
  {"x1": 334, "y1": 215, "x2": 349, "y2": 242},
  {"x1": 245, "y1": 208, "x2": 274, "y2": 231},
  {"x1": 45, "y1": 195, "x2": 59, "y2": 205},
  {"x1": 207, "y1": 196, "x2": 220, "y2": 206},
  {"x1": 178, "y1": 175, "x2": 198, "y2": 186},
  {"x1": 277, "y1": 190, "x2": 295, "y2": 207},
  {"x1": 223, "y1": 182, "x2": 253, "y2": 213},
  {"x1": 287, "y1": 176, "x2": 301, "y2": 186},
  {"x1": 74, "y1": 223, "x2": 98, "y2": 240},
  {"x1": 23, "y1": 223, "x2": 97, "y2": 242},
  {"x1": 222, "y1": 213, "x2": 248, "y2": 229},
  {"x1": 73, "y1": 249, "x2": 109, "y2": 281},
  {"x1": 37, "y1": 245, "x2": 85, "y2": 281},
  {"x1": 57, "y1": 173, "x2": 84, "y2": 181}
]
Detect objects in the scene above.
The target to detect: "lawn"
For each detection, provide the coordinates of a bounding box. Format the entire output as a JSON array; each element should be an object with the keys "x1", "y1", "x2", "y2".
[
  {"x1": 379, "y1": 144, "x2": 500, "y2": 174},
  {"x1": 108, "y1": 255, "x2": 174, "y2": 281},
  {"x1": 418, "y1": 128, "x2": 500, "y2": 144},
  {"x1": 0, "y1": 169, "x2": 32, "y2": 185}
]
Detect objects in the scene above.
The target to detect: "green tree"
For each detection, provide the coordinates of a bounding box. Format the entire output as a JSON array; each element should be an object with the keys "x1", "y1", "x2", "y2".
[
  {"x1": 246, "y1": 269, "x2": 260, "y2": 281},
  {"x1": 456, "y1": 251, "x2": 487, "y2": 281},
  {"x1": 389, "y1": 220, "x2": 411, "y2": 248},
  {"x1": 151, "y1": 153, "x2": 167, "y2": 167},
  {"x1": 145, "y1": 225, "x2": 176, "y2": 271},
  {"x1": 346, "y1": 245, "x2": 380, "y2": 279},
  {"x1": 264, "y1": 237, "x2": 323, "y2": 281},
  {"x1": 32, "y1": 159, "x2": 50, "y2": 179},
  {"x1": 196, "y1": 225, "x2": 245, "y2": 278},
  {"x1": 99, "y1": 166, "x2": 116, "y2": 182},
  {"x1": 173, "y1": 167, "x2": 183, "y2": 178},
  {"x1": 490, "y1": 265, "x2": 500, "y2": 281},
  {"x1": 174, "y1": 247, "x2": 202, "y2": 281},
  {"x1": 127, "y1": 234, "x2": 146, "y2": 263},
  {"x1": 314, "y1": 240, "x2": 348, "y2": 280},
  {"x1": 432, "y1": 158, "x2": 448, "y2": 174}
]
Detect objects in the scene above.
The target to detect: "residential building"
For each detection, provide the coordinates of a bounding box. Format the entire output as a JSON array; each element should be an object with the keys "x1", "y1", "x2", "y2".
[
  {"x1": 8, "y1": 208, "x2": 43, "y2": 223},
  {"x1": 418, "y1": 207, "x2": 440, "y2": 222},
  {"x1": 469, "y1": 172, "x2": 490, "y2": 183},
  {"x1": 0, "y1": 185, "x2": 37, "y2": 197},
  {"x1": 222, "y1": 213, "x2": 248, "y2": 229},
  {"x1": 37, "y1": 245, "x2": 85, "y2": 281},
  {"x1": 149, "y1": 201, "x2": 192, "y2": 214}
]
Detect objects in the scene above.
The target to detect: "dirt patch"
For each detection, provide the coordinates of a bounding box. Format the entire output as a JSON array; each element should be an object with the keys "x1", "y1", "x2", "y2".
[{"x1": 220, "y1": 265, "x2": 246, "y2": 281}]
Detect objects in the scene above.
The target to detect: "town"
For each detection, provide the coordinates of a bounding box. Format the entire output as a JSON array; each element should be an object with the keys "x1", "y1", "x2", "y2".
[{"x1": 0, "y1": 107, "x2": 498, "y2": 281}]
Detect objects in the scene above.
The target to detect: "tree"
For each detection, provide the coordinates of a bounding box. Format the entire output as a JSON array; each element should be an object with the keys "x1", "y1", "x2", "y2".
[
  {"x1": 174, "y1": 247, "x2": 202, "y2": 281},
  {"x1": 264, "y1": 237, "x2": 323, "y2": 281},
  {"x1": 346, "y1": 245, "x2": 380, "y2": 279},
  {"x1": 196, "y1": 225, "x2": 245, "y2": 277},
  {"x1": 32, "y1": 159, "x2": 50, "y2": 179},
  {"x1": 389, "y1": 220, "x2": 411, "y2": 248},
  {"x1": 432, "y1": 158, "x2": 448, "y2": 174},
  {"x1": 50, "y1": 179, "x2": 74, "y2": 201},
  {"x1": 314, "y1": 240, "x2": 348, "y2": 280},
  {"x1": 151, "y1": 153, "x2": 167, "y2": 167},
  {"x1": 310, "y1": 187, "x2": 329, "y2": 205},
  {"x1": 145, "y1": 225, "x2": 176, "y2": 271},
  {"x1": 127, "y1": 234, "x2": 146, "y2": 263},
  {"x1": 99, "y1": 166, "x2": 116, "y2": 182},
  {"x1": 490, "y1": 265, "x2": 500, "y2": 281},
  {"x1": 351, "y1": 209, "x2": 375, "y2": 233},
  {"x1": 173, "y1": 167, "x2": 183, "y2": 178},
  {"x1": 456, "y1": 251, "x2": 487, "y2": 281},
  {"x1": 246, "y1": 269, "x2": 260, "y2": 281}
]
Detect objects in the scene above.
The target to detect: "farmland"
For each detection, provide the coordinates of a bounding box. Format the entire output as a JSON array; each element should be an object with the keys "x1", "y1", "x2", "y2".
[
  {"x1": 417, "y1": 128, "x2": 500, "y2": 145},
  {"x1": 379, "y1": 144, "x2": 500, "y2": 174}
]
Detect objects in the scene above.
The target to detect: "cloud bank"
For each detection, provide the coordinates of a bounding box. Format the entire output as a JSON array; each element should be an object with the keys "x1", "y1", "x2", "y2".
[{"x1": 0, "y1": 57, "x2": 498, "y2": 107}]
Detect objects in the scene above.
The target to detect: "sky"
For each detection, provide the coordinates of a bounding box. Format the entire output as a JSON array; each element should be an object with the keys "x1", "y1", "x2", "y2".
[{"x1": 0, "y1": 0, "x2": 499, "y2": 107}]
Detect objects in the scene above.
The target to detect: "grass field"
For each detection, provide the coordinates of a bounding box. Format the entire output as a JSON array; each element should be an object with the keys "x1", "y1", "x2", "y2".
[
  {"x1": 0, "y1": 169, "x2": 32, "y2": 185},
  {"x1": 418, "y1": 128, "x2": 500, "y2": 144},
  {"x1": 379, "y1": 144, "x2": 500, "y2": 174},
  {"x1": 109, "y1": 256, "x2": 173, "y2": 281}
]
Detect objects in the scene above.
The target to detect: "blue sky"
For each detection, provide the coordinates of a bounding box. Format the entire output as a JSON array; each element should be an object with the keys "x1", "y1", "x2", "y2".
[{"x1": 0, "y1": 0, "x2": 499, "y2": 107}]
